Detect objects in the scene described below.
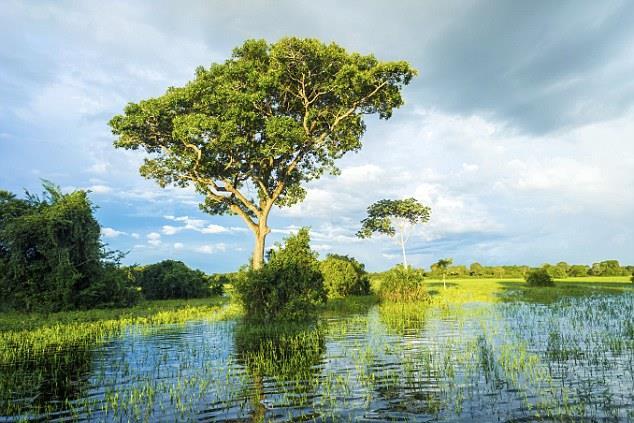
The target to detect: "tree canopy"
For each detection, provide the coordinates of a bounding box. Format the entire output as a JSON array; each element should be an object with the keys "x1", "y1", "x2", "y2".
[
  {"x1": 110, "y1": 37, "x2": 417, "y2": 268},
  {"x1": 357, "y1": 198, "x2": 430, "y2": 267}
]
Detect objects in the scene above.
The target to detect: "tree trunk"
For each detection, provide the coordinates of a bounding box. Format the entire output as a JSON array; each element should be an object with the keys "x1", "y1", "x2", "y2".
[
  {"x1": 251, "y1": 211, "x2": 271, "y2": 270},
  {"x1": 252, "y1": 230, "x2": 267, "y2": 270},
  {"x1": 400, "y1": 231, "x2": 408, "y2": 268}
]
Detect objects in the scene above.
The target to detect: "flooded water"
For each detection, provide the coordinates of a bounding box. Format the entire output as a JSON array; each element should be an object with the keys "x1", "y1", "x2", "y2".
[{"x1": 2, "y1": 294, "x2": 633, "y2": 422}]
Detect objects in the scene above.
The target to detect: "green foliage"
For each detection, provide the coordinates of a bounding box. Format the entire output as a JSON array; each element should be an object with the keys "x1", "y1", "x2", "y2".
[
  {"x1": 207, "y1": 273, "x2": 228, "y2": 296},
  {"x1": 110, "y1": 37, "x2": 417, "y2": 268},
  {"x1": 319, "y1": 254, "x2": 370, "y2": 298},
  {"x1": 568, "y1": 264, "x2": 590, "y2": 277},
  {"x1": 525, "y1": 269, "x2": 554, "y2": 287},
  {"x1": 431, "y1": 258, "x2": 453, "y2": 275},
  {"x1": 357, "y1": 198, "x2": 430, "y2": 238},
  {"x1": 377, "y1": 265, "x2": 428, "y2": 302},
  {"x1": 0, "y1": 182, "x2": 139, "y2": 312},
  {"x1": 589, "y1": 260, "x2": 629, "y2": 277},
  {"x1": 234, "y1": 228, "x2": 326, "y2": 321},
  {"x1": 133, "y1": 260, "x2": 219, "y2": 300}
]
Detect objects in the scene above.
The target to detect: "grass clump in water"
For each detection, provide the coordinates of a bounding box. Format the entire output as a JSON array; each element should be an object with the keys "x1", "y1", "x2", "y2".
[{"x1": 376, "y1": 265, "x2": 428, "y2": 302}]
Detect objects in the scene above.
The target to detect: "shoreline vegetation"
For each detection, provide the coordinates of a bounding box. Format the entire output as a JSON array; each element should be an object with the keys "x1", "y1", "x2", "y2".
[{"x1": 1, "y1": 276, "x2": 630, "y2": 366}]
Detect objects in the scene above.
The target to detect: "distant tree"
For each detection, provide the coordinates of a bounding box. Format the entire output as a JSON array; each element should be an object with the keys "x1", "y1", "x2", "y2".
[
  {"x1": 469, "y1": 262, "x2": 484, "y2": 277},
  {"x1": 543, "y1": 262, "x2": 568, "y2": 279},
  {"x1": 567, "y1": 264, "x2": 590, "y2": 277},
  {"x1": 491, "y1": 266, "x2": 505, "y2": 278},
  {"x1": 110, "y1": 38, "x2": 416, "y2": 269},
  {"x1": 434, "y1": 258, "x2": 453, "y2": 289},
  {"x1": 590, "y1": 260, "x2": 626, "y2": 276},
  {"x1": 525, "y1": 268, "x2": 554, "y2": 287},
  {"x1": 357, "y1": 198, "x2": 431, "y2": 267}
]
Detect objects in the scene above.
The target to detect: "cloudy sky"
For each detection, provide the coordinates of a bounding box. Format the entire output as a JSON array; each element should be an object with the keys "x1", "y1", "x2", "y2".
[{"x1": 1, "y1": 0, "x2": 633, "y2": 272}]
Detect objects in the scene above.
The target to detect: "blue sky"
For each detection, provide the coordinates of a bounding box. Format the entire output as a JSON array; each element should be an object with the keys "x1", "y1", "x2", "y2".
[{"x1": 1, "y1": 1, "x2": 633, "y2": 272}]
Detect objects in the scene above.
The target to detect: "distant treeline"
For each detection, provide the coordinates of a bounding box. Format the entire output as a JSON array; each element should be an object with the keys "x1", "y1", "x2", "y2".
[{"x1": 422, "y1": 260, "x2": 632, "y2": 279}]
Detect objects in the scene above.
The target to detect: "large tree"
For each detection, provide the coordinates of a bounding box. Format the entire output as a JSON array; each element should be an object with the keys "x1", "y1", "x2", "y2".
[
  {"x1": 356, "y1": 198, "x2": 430, "y2": 267},
  {"x1": 110, "y1": 38, "x2": 416, "y2": 269}
]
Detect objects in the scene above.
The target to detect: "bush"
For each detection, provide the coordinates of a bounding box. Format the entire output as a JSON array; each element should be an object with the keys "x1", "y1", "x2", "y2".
[
  {"x1": 320, "y1": 254, "x2": 370, "y2": 298},
  {"x1": 377, "y1": 265, "x2": 427, "y2": 302},
  {"x1": 133, "y1": 260, "x2": 217, "y2": 300},
  {"x1": 0, "y1": 183, "x2": 139, "y2": 311},
  {"x1": 525, "y1": 268, "x2": 554, "y2": 287},
  {"x1": 234, "y1": 228, "x2": 326, "y2": 321},
  {"x1": 208, "y1": 273, "x2": 228, "y2": 296}
]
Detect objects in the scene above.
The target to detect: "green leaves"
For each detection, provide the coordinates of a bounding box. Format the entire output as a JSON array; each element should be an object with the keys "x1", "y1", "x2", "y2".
[
  {"x1": 110, "y1": 37, "x2": 416, "y2": 219},
  {"x1": 357, "y1": 198, "x2": 431, "y2": 239}
]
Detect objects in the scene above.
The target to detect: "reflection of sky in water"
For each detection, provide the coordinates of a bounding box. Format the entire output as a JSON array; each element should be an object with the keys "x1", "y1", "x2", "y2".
[{"x1": 4, "y1": 293, "x2": 634, "y2": 422}]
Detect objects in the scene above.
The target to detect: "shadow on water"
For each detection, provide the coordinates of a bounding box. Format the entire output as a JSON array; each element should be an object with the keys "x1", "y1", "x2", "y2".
[
  {"x1": 233, "y1": 320, "x2": 325, "y2": 422},
  {"x1": 0, "y1": 347, "x2": 93, "y2": 417}
]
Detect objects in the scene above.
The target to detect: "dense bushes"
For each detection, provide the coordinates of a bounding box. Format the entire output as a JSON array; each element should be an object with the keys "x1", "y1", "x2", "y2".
[
  {"x1": 133, "y1": 260, "x2": 222, "y2": 300},
  {"x1": 0, "y1": 183, "x2": 139, "y2": 312},
  {"x1": 377, "y1": 265, "x2": 427, "y2": 302},
  {"x1": 235, "y1": 228, "x2": 326, "y2": 321},
  {"x1": 525, "y1": 269, "x2": 554, "y2": 287},
  {"x1": 320, "y1": 254, "x2": 370, "y2": 298}
]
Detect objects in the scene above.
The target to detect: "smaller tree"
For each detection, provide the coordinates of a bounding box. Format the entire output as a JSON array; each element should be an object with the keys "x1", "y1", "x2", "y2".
[
  {"x1": 525, "y1": 268, "x2": 554, "y2": 287},
  {"x1": 434, "y1": 258, "x2": 453, "y2": 289},
  {"x1": 357, "y1": 198, "x2": 430, "y2": 267},
  {"x1": 133, "y1": 260, "x2": 216, "y2": 300},
  {"x1": 320, "y1": 254, "x2": 370, "y2": 298}
]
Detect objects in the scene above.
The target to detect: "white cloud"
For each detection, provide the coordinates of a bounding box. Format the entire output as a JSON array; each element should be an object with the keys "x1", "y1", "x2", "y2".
[
  {"x1": 101, "y1": 227, "x2": 126, "y2": 238},
  {"x1": 195, "y1": 243, "x2": 226, "y2": 254},
  {"x1": 88, "y1": 161, "x2": 109, "y2": 174},
  {"x1": 146, "y1": 232, "x2": 162, "y2": 246},
  {"x1": 173, "y1": 242, "x2": 184, "y2": 249},
  {"x1": 161, "y1": 216, "x2": 230, "y2": 235},
  {"x1": 161, "y1": 225, "x2": 181, "y2": 235}
]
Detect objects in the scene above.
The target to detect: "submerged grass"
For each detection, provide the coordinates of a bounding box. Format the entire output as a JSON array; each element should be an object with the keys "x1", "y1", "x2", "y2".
[
  {"x1": 0, "y1": 296, "x2": 241, "y2": 365},
  {"x1": 1, "y1": 276, "x2": 633, "y2": 421}
]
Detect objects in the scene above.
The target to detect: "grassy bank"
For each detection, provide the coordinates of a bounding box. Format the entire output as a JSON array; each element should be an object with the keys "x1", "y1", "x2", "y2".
[
  {"x1": 0, "y1": 296, "x2": 241, "y2": 364},
  {"x1": 370, "y1": 275, "x2": 632, "y2": 305}
]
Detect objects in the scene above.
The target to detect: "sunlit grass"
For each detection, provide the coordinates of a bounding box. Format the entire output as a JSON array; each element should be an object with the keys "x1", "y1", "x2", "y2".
[{"x1": 0, "y1": 296, "x2": 241, "y2": 365}]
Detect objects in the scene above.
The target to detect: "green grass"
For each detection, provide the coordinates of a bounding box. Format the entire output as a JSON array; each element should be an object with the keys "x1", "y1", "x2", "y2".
[
  {"x1": 370, "y1": 276, "x2": 632, "y2": 306},
  {"x1": 0, "y1": 296, "x2": 241, "y2": 365}
]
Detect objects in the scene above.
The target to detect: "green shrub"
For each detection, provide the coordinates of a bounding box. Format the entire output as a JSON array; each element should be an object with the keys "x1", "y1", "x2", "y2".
[
  {"x1": 320, "y1": 254, "x2": 370, "y2": 298},
  {"x1": 133, "y1": 260, "x2": 215, "y2": 300},
  {"x1": 234, "y1": 228, "x2": 326, "y2": 321},
  {"x1": 0, "y1": 182, "x2": 139, "y2": 311},
  {"x1": 208, "y1": 273, "x2": 228, "y2": 296},
  {"x1": 377, "y1": 265, "x2": 427, "y2": 302},
  {"x1": 525, "y1": 268, "x2": 554, "y2": 287}
]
